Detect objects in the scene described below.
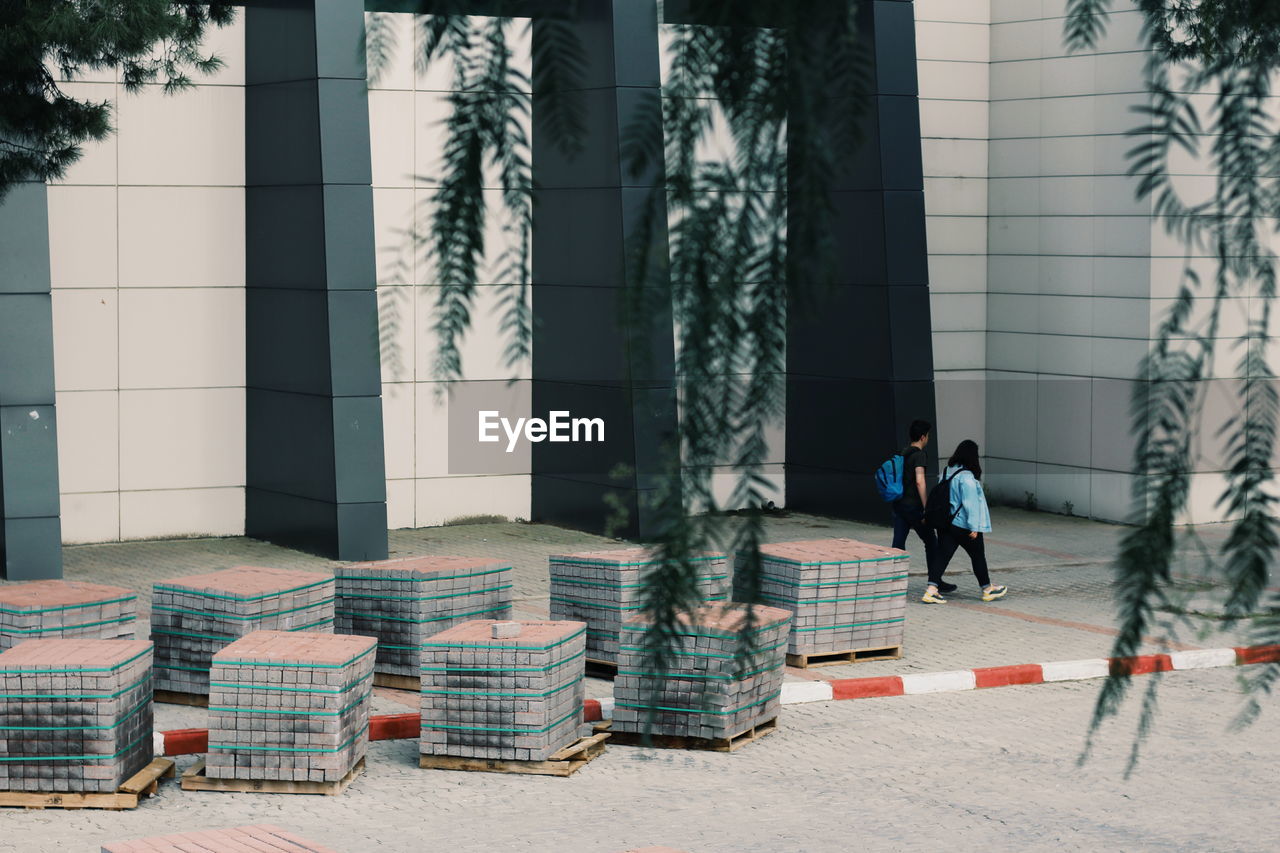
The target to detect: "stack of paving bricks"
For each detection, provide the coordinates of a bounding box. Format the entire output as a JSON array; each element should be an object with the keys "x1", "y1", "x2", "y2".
[
  {"x1": 549, "y1": 548, "x2": 728, "y2": 665},
  {"x1": 150, "y1": 566, "x2": 334, "y2": 695},
  {"x1": 612, "y1": 603, "x2": 790, "y2": 740},
  {"x1": 102, "y1": 825, "x2": 339, "y2": 853},
  {"x1": 0, "y1": 639, "x2": 153, "y2": 793},
  {"x1": 0, "y1": 580, "x2": 136, "y2": 651},
  {"x1": 420, "y1": 620, "x2": 586, "y2": 761},
  {"x1": 737, "y1": 538, "x2": 908, "y2": 657},
  {"x1": 205, "y1": 630, "x2": 376, "y2": 783},
  {"x1": 334, "y1": 556, "x2": 513, "y2": 678}
]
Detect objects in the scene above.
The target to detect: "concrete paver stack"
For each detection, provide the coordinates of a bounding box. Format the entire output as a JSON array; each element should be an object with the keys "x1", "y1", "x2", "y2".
[
  {"x1": 101, "y1": 824, "x2": 340, "y2": 852},
  {"x1": 0, "y1": 580, "x2": 137, "y2": 651},
  {"x1": 150, "y1": 566, "x2": 335, "y2": 695},
  {"x1": 0, "y1": 639, "x2": 153, "y2": 793},
  {"x1": 612, "y1": 603, "x2": 790, "y2": 740},
  {"x1": 420, "y1": 620, "x2": 586, "y2": 761},
  {"x1": 204, "y1": 630, "x2": 375, "y2": 783},
  {"x1": 737, "y1": 539, "x2": 907, "y2": 659},
  {"x1": 549, "y1": 549, "x2": 728, "y2": 665},
  {"x1": 335, "y1": 556, "x2": 513, "y2": 679}
]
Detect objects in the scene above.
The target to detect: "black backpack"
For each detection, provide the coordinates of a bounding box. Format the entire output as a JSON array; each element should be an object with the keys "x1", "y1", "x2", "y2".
[{"x1": 924, "y1": 469, "x2": 961, "y2": 529}]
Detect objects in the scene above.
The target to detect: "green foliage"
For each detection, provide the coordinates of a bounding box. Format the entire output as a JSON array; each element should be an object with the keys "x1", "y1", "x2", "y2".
[
  {"x1": 0, "y1": 1, "x2": 234, "y2": 196},
  {"x1": 1066, "y1": 0, "x2": 1280, "y2": 769}
]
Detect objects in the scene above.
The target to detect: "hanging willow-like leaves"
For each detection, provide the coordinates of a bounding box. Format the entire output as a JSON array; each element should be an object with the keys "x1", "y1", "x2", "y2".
[
  {"x1": 404, "y1": 0, "x2": 865, "y2": 720},
  {"x1": 1067, "y1": 0, "x2": 1280, "y2": 771}
]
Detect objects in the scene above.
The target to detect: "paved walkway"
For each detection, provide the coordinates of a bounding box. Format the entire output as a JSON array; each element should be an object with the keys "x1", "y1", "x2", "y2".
[
  {"x1": 3, "y1": 508, "x2": 1273, "y2": 851},
  {"x1": 5, "y1": 669, "x2": 1274, "y2": 852}
]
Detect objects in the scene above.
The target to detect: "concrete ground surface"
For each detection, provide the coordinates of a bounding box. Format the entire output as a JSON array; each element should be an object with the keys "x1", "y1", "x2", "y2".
[{"x1": 2, "y1": 508, "x2": 1275, "y2": 851}]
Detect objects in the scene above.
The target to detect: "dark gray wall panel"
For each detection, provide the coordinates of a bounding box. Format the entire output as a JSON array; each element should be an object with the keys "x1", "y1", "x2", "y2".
[
  {"x1": 785, "y1": 0, "x2": 936, "y2": 521},
  {"x1": 245, "y1": 0, "x2": 388, "y2": 561},
  {"x1": 0, "y1": 182, "x2": 62, "y2": 579},
  {"x1": 530, "y1": 0, "x2": 677, "y2": 540}
]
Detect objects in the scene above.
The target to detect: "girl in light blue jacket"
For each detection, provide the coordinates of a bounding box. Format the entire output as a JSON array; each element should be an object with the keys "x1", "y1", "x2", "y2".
[{"x1": 921, "y1": 439, "x2": 1008, "y2": 604}]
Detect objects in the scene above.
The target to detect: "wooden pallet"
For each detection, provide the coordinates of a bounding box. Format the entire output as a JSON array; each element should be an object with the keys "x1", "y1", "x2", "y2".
[
  {"x1": 0, "y1": 757, "x2": 175, "y2": 810},
  {"x1": 584, "y1": 658, "x2": 618, "y2": 678},
  {"x1": 594, "y1": 717, "x2": 777, "y2": 753},
  {"x1": 418, "y1": 732, "x2": 608, "y2": 777},
  {"x1": 372, "y1": 672, "x2": 420, "y2": 691},
  {"x1": 153, "y1": 689, "x2": 209, "y2": 708},
  {"x1": 180, "y1": 757, "x2": 364, "y2": 795},
  {"x1": 786, "y1": 645, "x2": 902, "y2": 669}
]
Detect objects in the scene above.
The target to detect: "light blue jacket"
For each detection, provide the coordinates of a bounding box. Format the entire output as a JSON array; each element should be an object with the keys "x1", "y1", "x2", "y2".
[{"x1": 945, "y1": 465, "x2": 992, "y2": 533}]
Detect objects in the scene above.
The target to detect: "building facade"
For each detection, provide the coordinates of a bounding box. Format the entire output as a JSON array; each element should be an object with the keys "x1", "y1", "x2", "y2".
[{"x1": 0, "y1": 0, "x2": 1246, "y2": 579}]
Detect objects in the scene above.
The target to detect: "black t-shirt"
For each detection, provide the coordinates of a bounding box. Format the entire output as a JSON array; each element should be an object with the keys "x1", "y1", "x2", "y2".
[{"x1": 898, "y1": 444, "x2": 927, "y2": 507}]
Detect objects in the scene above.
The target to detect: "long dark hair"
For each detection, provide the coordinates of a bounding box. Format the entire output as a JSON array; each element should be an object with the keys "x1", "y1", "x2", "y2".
[{"x1": 947, "y1": 439, "x2": 982, "y2": 480}]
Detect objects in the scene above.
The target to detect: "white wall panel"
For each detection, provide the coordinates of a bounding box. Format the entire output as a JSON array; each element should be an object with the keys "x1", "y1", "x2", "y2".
[
  {"x1": 117, "y1": 187, "x2": 245, "y2": 287},
  {"x1": 118, "y1": 388, "x2": 244, "y2": 491},
  {"x1": 118, "y1": 288, "x2": 244, "y2": 389},
  {"x1": 119, "y1": 487, "x2": 243, "y2": 540},
  {"x1": 60, "y1": 493, "x2": 121, "y2": 545},
  {"x1": 51, "y1": 290, "x2": 118, "y2": 392},
  {"x1": 117, "y1": 84, "x2": 244, "y2": 186},
  {"x1": 47, "y1": 186, "x2": 118, "y2": 288},
  {"x1": 54, "y1": 391, "x2": 118, "y2": 494}
]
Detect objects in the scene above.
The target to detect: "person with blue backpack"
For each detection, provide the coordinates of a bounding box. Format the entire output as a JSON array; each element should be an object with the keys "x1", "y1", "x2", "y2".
[
  {"x1": 875, "y1": 419, "x2": 943, "y2": 586},
  {"x1": 921, "y1": 438, "x2": 1008, "y2": 604}
]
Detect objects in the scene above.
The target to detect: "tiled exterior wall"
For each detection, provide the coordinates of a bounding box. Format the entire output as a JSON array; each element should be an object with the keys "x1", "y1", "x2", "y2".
[
  {"x1": 915, "y1": 0, "x2": 990, "y2": 458},
  {"x1": 983, "y1": 0, "x2": 1156, "y2": 521},
  {"x1": 48, "y1": 18, "x2": 247, "y2": 543},
  {"x1": 367, "y1": 13, "x2": 533, "y2": 529}
]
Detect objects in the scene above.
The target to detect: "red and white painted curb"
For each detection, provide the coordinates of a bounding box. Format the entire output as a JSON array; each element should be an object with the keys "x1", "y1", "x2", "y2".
[
  {"x1": 153, "y1": 645, "x2": 1279, "y2": 755},
  {"x1": 774, "y1": 645, "x2": 1278, "y2": 705}
]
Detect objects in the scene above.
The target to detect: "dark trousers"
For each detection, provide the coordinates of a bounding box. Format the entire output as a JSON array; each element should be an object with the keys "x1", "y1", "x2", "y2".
[
  {"x1": 935, "y1": 524, "x2": 990, "y2": 588},
  {"x1": 891, "y1": 503, "x2": 936, "y2": 575}
]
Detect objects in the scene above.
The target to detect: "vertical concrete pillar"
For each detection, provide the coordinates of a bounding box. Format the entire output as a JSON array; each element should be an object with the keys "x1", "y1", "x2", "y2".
[
  {"x1": 244, "y1": 0, "x2": 389, "y2": 560},
  {"x1": 0, "y1": 182, "x2": 63, "y2": 579},
  {"x1": 785, "y1": 0, "x2": 937, "y2": 519},
  {"x1": 530, "y1": 0, "x2": 679, "y2": 539}
]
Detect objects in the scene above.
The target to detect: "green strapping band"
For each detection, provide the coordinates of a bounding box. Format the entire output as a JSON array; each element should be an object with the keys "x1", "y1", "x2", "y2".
[
  {"x1": 421, "y1": 679, "x2": 579, "y2": 699},
  {"x1": 0, "y1": 646, "x2": 151, "y2": 674},
  {"x1": 341, "y1": 604, "x2": 511, "y2": 629},
  {"x1": 336, "y1": 566, "x2": 511, "y2": 583},
  {"x1": 549, "y1": 596, "x2": 643, "y2": 612},
  {"x1": 336, "y1": 583, "x2": 511, "y2": 603},
  {"x1": 209, "y1": 690, "x2": 371, "y2": 718},
  {"x1": 0, "y1": 595, "x2": 136, "y2": 615},
  {"x1": 0, "y1": 672, "x2": 151, "y2": 701},
  {"x1": 153, "y1": 576, "x2": 332, "y2": 602},
  {"x1": 794, "y1": 616, "x2": 905, "y2": 632},
  {"x1": 615, "y1": 690, "x2": 781, "y2": 716},
  {"x1": 418, "y1": 626, "x2": 585, "y2": 652},
  {"x1": 151, "y1": 597, "x2": 335, "y2": 621},
  {"x1": 617, "y1": 639, "x2": 786, "y2": 660},
  {"x1": 0, "y1": 695, "x2": 150, "y2": 731},
  {"x1": 152, "y1": 616, "x2": 334, "y2": 643},
  {"x1": 209, "y1": 672, "x2": 373, "y2": 696},
  {"x1": 2, "y1": 615, "x2": 135, "y2": 635},
  {"x1": 421, "y1": 707, "x2": 580, "y2": 735},
  {"x1": 209, "y1": 724, "x2": 368, "y2": 754},
  {"x1": 759, "y1": 591, "x2": 904, "y2": 606},
  {"x1": 550, "y1": 574, "x2": 728, "y2": 591},
  {"x1": 764, "y1": 573, "x2": 908, "y2": 589},
  {"x1": 0, "y1": 730, "x2": 150, "y2": 763},
  {"x1": 615, "y1": 664, "x2": 776, "y2": 682},
  {"x1": 420, "y1": 649, "x2": 585, "y2": 673}
]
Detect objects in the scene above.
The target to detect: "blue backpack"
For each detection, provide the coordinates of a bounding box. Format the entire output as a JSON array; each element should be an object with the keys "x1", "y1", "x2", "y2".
[{"x1": 874, "y1": 454, "x2": 904, "y2": 502}]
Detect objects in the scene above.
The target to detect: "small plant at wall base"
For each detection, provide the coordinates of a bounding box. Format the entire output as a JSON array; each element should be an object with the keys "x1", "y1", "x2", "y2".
[
  {"x1": 1067, "y1": 0, "x2": 1280, "y2": 771},
  {"x1": 0, "y1": 1, "x2": 234, "y2": 196}
]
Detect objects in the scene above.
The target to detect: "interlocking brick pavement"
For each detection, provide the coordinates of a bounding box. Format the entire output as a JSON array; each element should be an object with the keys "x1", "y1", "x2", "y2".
[{"x1": 2, "y1": 668, "x2": 1273, "y2": 851}]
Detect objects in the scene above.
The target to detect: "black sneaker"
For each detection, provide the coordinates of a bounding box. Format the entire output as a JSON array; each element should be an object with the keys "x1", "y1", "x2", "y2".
[{"x1": 936, "y1": 580, "x2": 958, "y2": 594}]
